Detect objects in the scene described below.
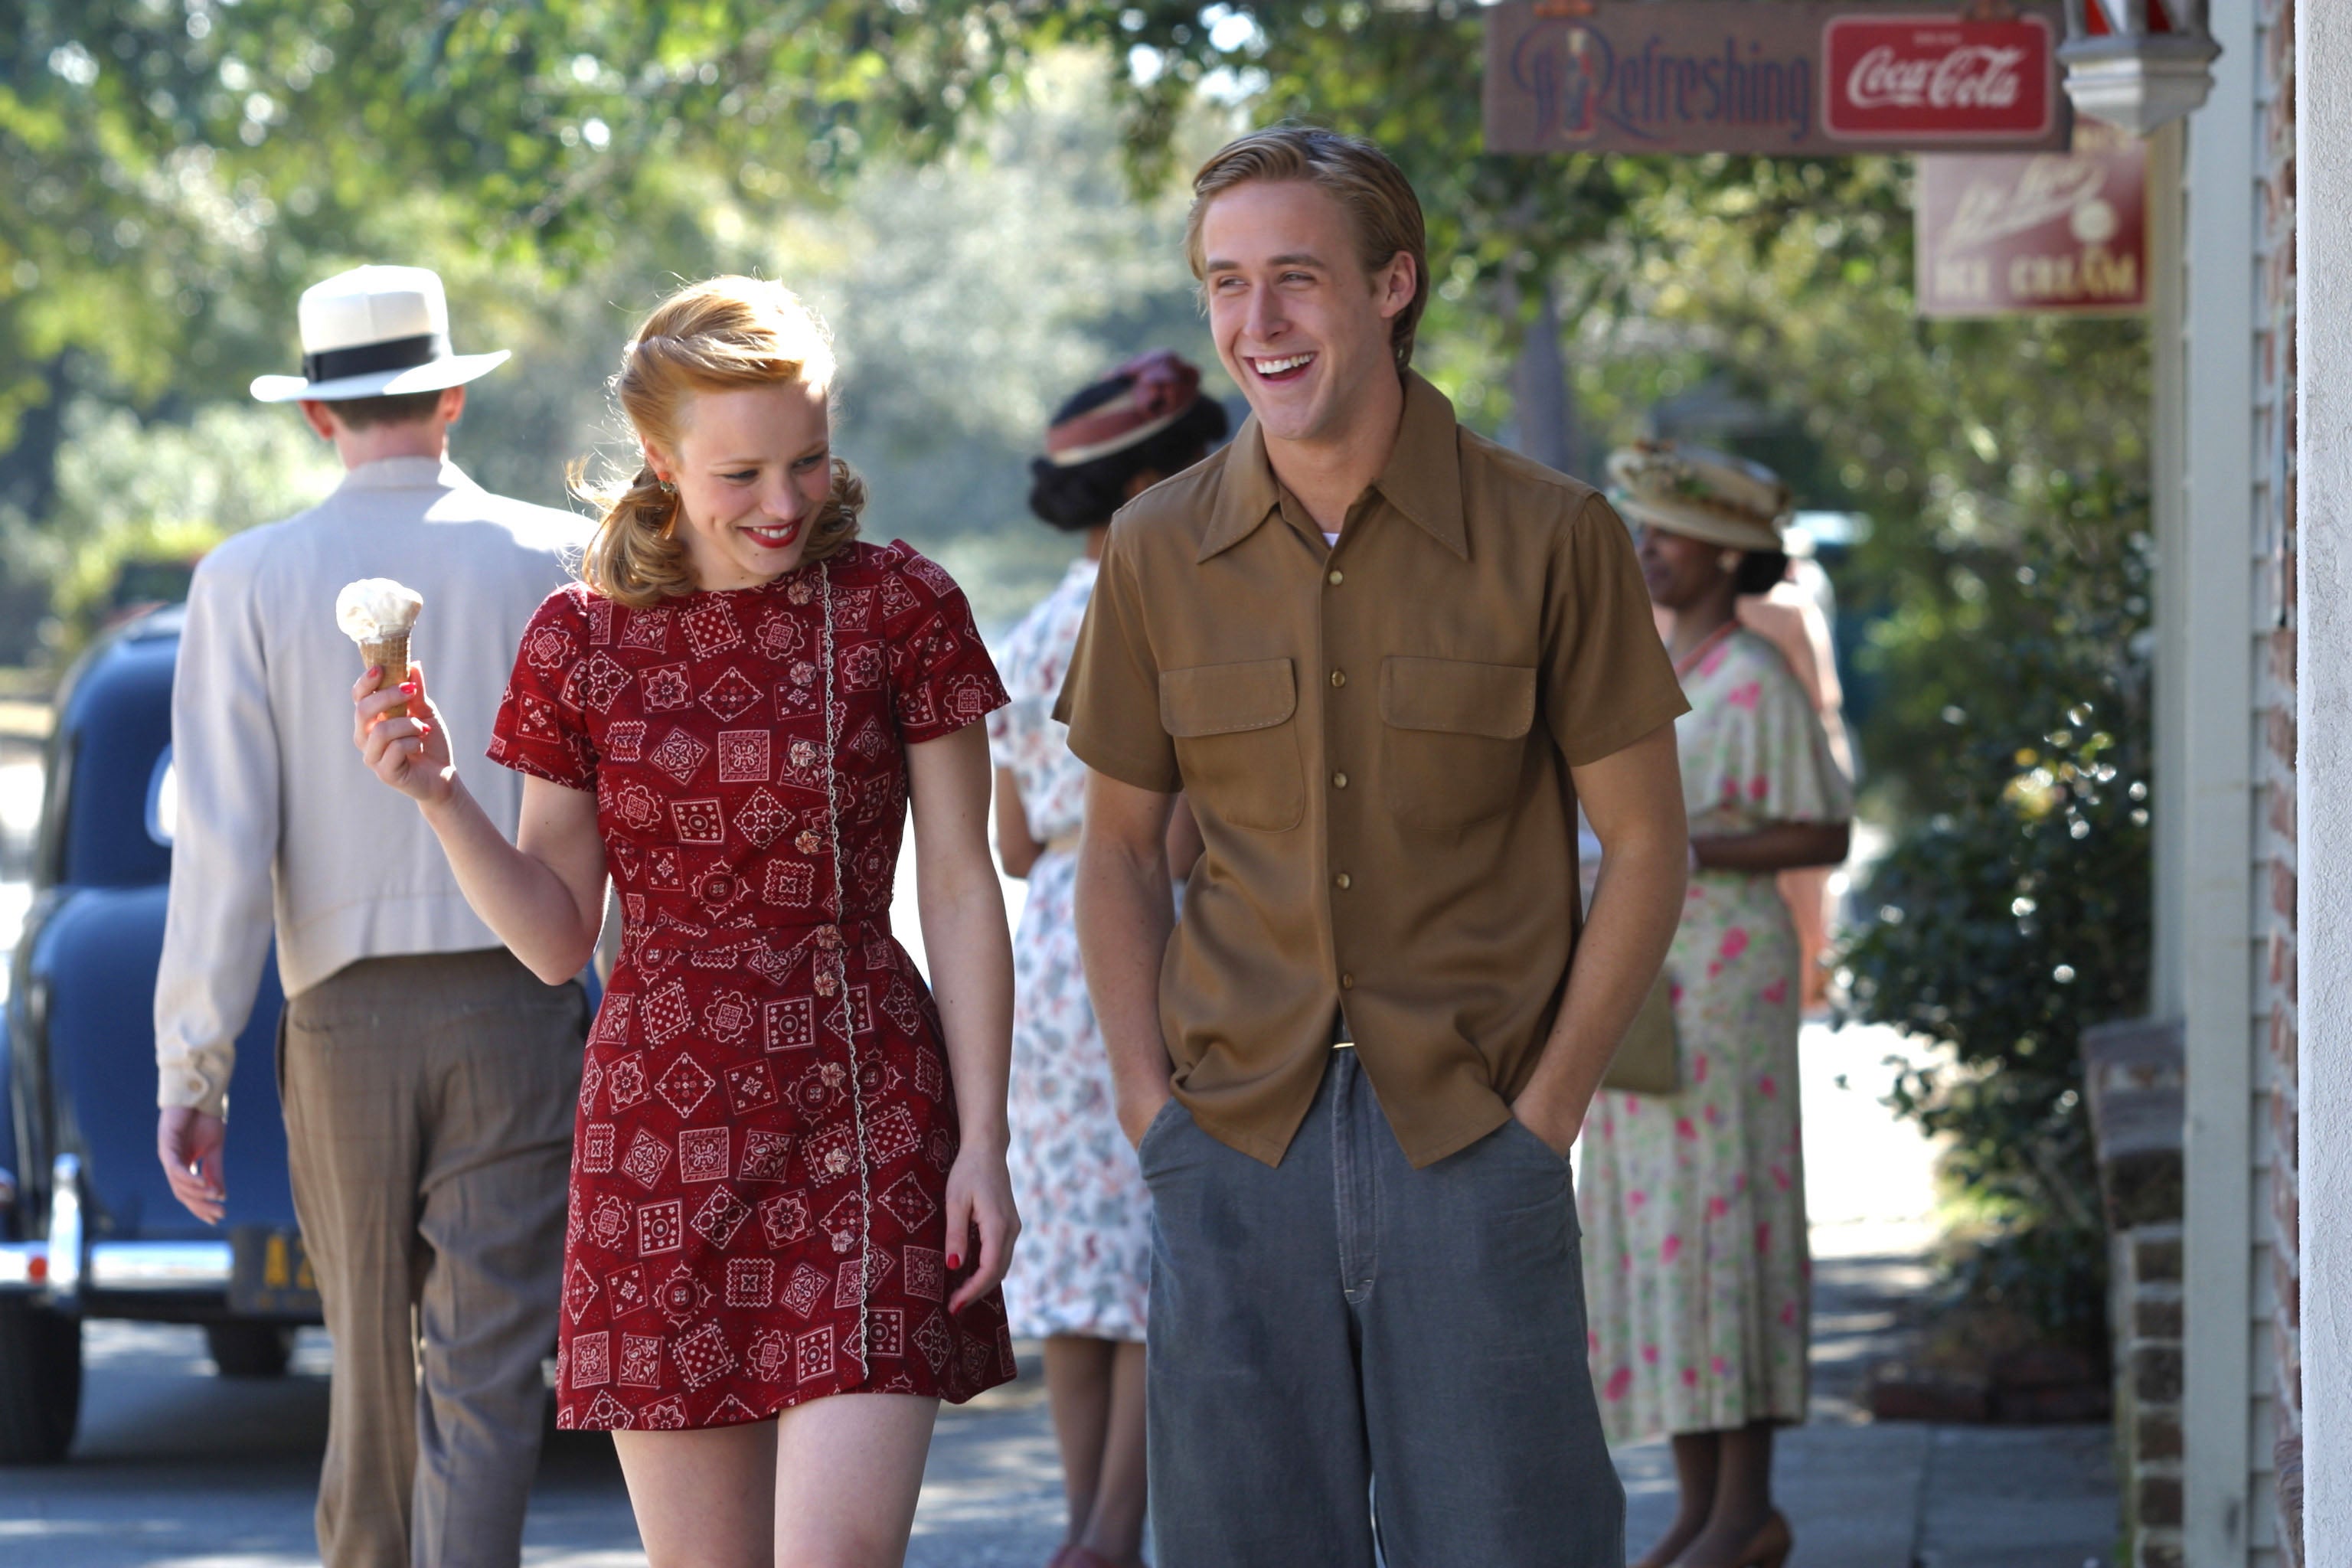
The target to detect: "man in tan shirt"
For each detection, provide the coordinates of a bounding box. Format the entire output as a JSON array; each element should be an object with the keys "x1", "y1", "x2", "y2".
[{"x1": 1060, "y1": 128, "x2": 1691, "y2": 1566}]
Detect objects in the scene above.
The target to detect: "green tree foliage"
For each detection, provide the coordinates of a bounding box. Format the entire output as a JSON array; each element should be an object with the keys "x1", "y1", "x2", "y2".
[
  {"x1": 1837, "y1": 473, "x2": 2151, "y2": 1344},
  {"x1": 1, "y1": 1, "x2": 1049, "y2": 510}
]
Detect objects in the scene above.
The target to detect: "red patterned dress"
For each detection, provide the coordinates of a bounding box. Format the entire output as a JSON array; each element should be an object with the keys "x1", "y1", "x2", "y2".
[{"x1": 488, "y1": 540, "x2": 1016, "y2": 1430}]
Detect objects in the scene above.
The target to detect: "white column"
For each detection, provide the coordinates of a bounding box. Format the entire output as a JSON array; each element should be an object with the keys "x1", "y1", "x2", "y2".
[
  {"x1": 2176, "y1": 3, "x2": 2260, "y2": 1543},
  {"x1": 2297, "y1": 0, "x2": 2352, "y2": 1557}
]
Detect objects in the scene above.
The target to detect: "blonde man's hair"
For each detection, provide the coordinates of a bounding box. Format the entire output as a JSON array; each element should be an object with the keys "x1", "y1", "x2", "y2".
[
  {"x1": 575, "y1": 276, "x2": 864, "y2": 608},
  {"x1": 1184, "y1": 124, "x2": 1431, "y2": 375}
]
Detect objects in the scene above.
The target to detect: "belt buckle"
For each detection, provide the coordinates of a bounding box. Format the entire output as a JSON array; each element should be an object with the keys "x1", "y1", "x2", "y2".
[{"x1": 1331, "y1": 1009, "x2": 1353, "y2": 1049}]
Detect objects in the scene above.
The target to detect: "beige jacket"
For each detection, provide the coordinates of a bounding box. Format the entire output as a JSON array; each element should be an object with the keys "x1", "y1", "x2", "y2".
[{"x1": 155, "y1": 456, "x2": 583, "y2": 1119}]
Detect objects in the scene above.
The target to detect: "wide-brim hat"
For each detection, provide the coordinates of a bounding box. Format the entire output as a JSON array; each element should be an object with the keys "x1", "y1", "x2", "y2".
[
  {"x1": 1606, "y1": 440, "x2": 1792, "y2": 554},
  {"x1": 250, "y1": 265, "x2": 510, "y2": 403}
]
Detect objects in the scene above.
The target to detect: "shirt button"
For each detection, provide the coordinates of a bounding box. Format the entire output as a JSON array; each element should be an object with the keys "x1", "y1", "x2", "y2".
[
  {"x1": 1330, "y1": 669, "x2": 1348, "y2": 689},
  {"x1": 1328, "y1": 569, "x2": 1344, "y2": 586},
  {"x1": 1331, "y1": 771, "x2": 1348, "y2": 789},
  {"x1": 1341, "y1": 972, "x2": 1356, "y2": 990},
  {"x1": 1334, "y1": 871, "x2": 1352, "y2": 890}
]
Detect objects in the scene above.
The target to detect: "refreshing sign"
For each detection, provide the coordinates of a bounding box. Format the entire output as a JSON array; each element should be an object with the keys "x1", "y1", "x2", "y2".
[{"x1": 1484, "y1": 1, "x2": 2071, "y2": 155}]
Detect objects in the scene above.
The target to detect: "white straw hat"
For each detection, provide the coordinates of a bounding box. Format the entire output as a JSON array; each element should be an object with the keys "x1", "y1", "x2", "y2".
[
  {"x1": 250, "y1": 265, "x2": 510, "y2": 403},
  {"x1": 1606, "y1": 442, "x2": 1792, "y2": 554}
]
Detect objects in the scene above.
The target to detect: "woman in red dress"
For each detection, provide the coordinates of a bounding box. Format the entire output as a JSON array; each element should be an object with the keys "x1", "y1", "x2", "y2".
[{"x1": 354, "y1": 276, "x2": 1019, "y2": 1566}]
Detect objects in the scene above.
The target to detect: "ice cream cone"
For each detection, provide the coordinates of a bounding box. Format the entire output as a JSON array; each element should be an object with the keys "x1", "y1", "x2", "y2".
[{"x1": 361, "y1": 632, "x2": 411, "y2": 718}]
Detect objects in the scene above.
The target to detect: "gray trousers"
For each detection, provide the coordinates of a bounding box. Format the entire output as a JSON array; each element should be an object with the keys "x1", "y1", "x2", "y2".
[
  {"x1": 1139, "y1": 1050, "x2": 1622, "y2": 1567},
  {"x1": 279, "y1": 949, "x2": 586, "y2": 1568}
]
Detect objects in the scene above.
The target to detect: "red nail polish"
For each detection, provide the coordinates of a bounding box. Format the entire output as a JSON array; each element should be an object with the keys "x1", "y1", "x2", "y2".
[
  {"x1": 946, "y1": 1254, "x2": 962, "y2": 1271},
  {"x1": 401, "y1": 682, "x2": 418, "y2": 696}
]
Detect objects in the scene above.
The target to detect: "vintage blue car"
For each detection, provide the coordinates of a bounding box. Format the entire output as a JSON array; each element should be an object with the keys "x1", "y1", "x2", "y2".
[{"x1": 0, "y1": 605, "x2": 315, "y2": 1464}]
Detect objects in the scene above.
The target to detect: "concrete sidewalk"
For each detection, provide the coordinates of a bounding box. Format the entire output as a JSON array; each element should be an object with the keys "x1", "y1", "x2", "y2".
[{"x1": 0, "y1": 1024, "x2": 2115, "y2": 1566}]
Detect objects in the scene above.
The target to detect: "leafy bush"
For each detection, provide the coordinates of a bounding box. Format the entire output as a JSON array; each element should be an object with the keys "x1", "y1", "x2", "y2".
[{"x1": 1836, "y1": 472, "x2": 2151, "y2": 1351}]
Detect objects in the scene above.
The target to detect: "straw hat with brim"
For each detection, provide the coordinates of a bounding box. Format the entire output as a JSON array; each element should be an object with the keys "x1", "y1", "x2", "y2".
[
  {"x1": 1606, "y1": 441, "x2": 1792, "y2": 554},
  {"x1": 250, "y1": 264, "x2": 511, "y2": 403}
]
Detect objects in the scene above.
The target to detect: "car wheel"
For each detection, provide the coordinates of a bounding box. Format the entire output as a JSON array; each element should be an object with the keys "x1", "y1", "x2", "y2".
[
  {"x1": 204, "y1": 1320, "x2": 296, "y2": 1378},
  {"x1": 0, "y1": 1298, "x2": 81, "y2": 1463}
]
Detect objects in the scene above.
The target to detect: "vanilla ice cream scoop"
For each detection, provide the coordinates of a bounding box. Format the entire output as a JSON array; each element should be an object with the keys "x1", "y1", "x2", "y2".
[
  {"x1": 337, "y1": 579, "x2": 424, "y2": 717},
  {"x1": 335, "y1": 578, "x2": 424, "y2": 642}
]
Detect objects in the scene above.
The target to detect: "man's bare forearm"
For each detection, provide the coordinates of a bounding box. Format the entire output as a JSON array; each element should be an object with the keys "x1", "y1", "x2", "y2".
[
  {"x1": 1075, "y1": 806, "x2": 1178, "y2": 1145},
  {"x1": 1514, "y1": 722, "x2": 1690, "y2": 1150},
  {"x1": 1517, "y1": 829, "x2": 1687, "y2": 1143}
]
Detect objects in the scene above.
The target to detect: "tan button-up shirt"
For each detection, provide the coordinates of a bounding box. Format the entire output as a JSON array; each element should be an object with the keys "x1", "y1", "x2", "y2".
[{"x1": 1057, "y1": 374, "x2": 1687, "y2": 1167}]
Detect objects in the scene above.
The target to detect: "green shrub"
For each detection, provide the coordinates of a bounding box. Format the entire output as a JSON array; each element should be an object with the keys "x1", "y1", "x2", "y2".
[{"x1": 1836, "y1": 472, "x2": 2151, "y2": 1351}]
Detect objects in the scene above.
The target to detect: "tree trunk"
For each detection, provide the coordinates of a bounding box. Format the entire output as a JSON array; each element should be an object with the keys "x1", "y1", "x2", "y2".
[{"x1": 1507, "y1": 278, "x2": 1583, "y2": 482}]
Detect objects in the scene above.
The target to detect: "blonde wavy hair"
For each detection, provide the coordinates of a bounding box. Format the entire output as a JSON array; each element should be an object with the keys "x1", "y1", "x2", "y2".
[{"x1": 574, "y1": 276, "x2": 864, "y2": 607}]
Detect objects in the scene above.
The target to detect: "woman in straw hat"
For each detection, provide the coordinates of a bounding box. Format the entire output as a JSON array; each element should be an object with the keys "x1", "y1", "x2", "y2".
[{"x1": 1580, "y1": 443, "x2": 1854, "y2": 1568}]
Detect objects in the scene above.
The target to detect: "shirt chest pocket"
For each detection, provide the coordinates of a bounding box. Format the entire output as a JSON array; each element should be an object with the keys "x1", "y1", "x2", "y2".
[
  {"x1": 1380, "y1": 657, "x2": 1537, "y2": 829},
  {"x1": 1161, "y1": 658, "x2": 1304, "y2": 833}
]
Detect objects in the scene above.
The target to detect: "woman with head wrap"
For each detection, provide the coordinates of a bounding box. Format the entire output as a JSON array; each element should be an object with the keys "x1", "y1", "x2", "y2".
[
  {"x1": 1582, "y1": 443, "x2": 1854, "y2": 1568},
  {"x1": 985, "y1": 351, "x2": 1227, "y2": 1568}
]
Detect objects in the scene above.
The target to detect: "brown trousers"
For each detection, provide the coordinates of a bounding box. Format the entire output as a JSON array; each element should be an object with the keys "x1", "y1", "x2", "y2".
[{"x1": 279, "y1": 949, "x2": 586, "y2": 1568}]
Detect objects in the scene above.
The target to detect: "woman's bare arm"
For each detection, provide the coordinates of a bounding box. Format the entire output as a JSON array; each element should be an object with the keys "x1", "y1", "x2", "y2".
[
  {"x1": 354, "y1": 663, "x2": 607, "y2": 983},
  {"x1": 993, "y1": 763, "x2": 1044, "y2": 880},
  {"x1": 1693, "y1": 821, "x2": 1851, "y2": 874},
  {"x1": 906, "y1": 724, "x2": 1019, "y2": 1312}
]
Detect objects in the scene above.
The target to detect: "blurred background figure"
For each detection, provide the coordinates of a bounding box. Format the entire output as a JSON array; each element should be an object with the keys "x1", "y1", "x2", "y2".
[
  {"x1": 1584, "y1": 443, "x2": 1854, "y2": 1568},
  {"x1": 1728, "y1": 527, "x2": 1854, "y2": 1012},
  {"x1": 986, "y1": 351, "x2": 1225, "y2": 1568},
  {"x1": 1655, "y1": 526, "x2": 1854, "y2": 1014}
]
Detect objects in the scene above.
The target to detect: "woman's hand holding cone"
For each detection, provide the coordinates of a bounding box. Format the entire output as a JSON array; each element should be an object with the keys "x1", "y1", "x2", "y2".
[{"x1": 354, "y1": 659, "x2": 456, "y2": 805}]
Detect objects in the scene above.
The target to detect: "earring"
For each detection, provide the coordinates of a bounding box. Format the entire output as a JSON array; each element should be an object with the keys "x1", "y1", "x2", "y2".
[
  {"x1": 656, "y1": 478, "x2": 676, "y2": 494},
  {"x1": 1718, "y1": 549, "x2": 1742, "y2": 573}
]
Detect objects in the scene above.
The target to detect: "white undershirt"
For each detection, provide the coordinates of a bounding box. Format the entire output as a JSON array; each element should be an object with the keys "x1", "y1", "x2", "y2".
[{"x1": 1323, "y1": 531, "x2": 1340, "y2": 547}]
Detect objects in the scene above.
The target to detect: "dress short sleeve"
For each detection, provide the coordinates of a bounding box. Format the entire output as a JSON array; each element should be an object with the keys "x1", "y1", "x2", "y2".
[
  {"x1": 487, "y1": 585, "x2": 599, "y2": 791},
  {"x1": 1544, "y1": 493, "x2": 1691, "y2": 766},
  {"x1": 877, "y1": 543, "x2": 1010, "y2": 744},
  {"x1": 1053, "y1": 520, "x2": 1180, "y2": 794},
  {"x1": 1683, "y1": 635, "x2": 1854, "y2": 831}
]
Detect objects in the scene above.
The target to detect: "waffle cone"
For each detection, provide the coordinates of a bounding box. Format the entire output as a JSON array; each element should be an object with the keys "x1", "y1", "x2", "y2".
[{"x1": 361, "y1": 632, "x2": 411, "y2": 719}]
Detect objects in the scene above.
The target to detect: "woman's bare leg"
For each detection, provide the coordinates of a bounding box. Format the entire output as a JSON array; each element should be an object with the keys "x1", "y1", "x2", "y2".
[
  {"x1": 1632, "y1": 1431, "x2": 1719, "y2": 1568},
  {"x1": 773, "y1": 1391, "x2": 940, "y2": 1568},
  {"x1": 1072, "y1": 1339, "x2": 1148, "y2": 1564},
  {"x1": 611, "y1": 1423, "x2": 777, "y2": 1568},
  {"x1": 1044, "y1": 1336, "x2": 1116, "y2": 1540},
  {"x1": 1674, "y1": 1421, "x2": 1779, "y2": 1566}
]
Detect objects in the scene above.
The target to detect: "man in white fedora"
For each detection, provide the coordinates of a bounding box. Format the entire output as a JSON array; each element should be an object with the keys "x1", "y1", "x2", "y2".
[{"x1": 154, "y1": 265, "x2": 586, "y2": 1568}]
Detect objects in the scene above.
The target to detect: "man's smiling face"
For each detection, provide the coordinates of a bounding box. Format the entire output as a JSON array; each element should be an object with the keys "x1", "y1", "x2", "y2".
[{"x1": 1200, "y1": 179, "x2": 1416, "y2": 449}]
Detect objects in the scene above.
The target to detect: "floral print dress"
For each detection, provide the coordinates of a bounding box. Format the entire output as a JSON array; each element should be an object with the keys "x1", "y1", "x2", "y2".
[
  {"x1": 1577, "y1": 627, "x2": 1852, "y2": 1445},
  {"x1": 488, "y1": 540, "x2": 1018, "y2": 1430},
  {"x1": 985, "y1": 557, "x2": 1152, "y2": 1343}
]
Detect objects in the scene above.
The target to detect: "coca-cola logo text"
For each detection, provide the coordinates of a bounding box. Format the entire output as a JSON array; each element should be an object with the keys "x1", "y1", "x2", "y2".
[
  {"x1": 1823, "y1": 16, "x2": 2053, "y2": 142},
  {"x1": 1845, "y1": 44, "x2": 2026, "y2": 111}
]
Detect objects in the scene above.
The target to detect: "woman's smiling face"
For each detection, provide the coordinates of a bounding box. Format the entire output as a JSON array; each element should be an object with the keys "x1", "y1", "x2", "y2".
[{"x1": 651, "y1": 378, "x2": 833, "y2": 591}]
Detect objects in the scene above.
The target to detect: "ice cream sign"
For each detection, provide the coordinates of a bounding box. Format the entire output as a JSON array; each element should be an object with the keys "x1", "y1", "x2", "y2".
[
  {"x1": 1913, "y1": 117, "x2": 2148, "y2": 317},
  {"x1": 1485, "y1": 1, "x2": 2070, "y2": 155}
]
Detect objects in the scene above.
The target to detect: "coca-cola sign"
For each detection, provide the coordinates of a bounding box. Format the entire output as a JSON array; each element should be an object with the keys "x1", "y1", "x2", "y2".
[
  {"x1": 1824, "y1": 15, "x2": 2055, "y2": 141},
  {"x1": 1484, "y1": 2, "x2": 2069, "y2": 155}
]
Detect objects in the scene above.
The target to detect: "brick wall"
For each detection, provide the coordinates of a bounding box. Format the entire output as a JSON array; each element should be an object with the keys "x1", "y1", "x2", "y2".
[
  {"x1": 2085, "y1": 1019, "x2": 2186, "y2": 1568},
  {"x1": 2252, "y1": 0, "x2": 2301, "y2": 1560}
]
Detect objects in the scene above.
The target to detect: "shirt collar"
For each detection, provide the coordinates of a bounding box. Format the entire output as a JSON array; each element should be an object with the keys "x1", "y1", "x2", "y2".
[
  {"x1": 335, "y1": 456, "x2": 475, "y2": 495},
  {"x1": 1197, "y1": 371, "x2": 1466, "y2": 563}
]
